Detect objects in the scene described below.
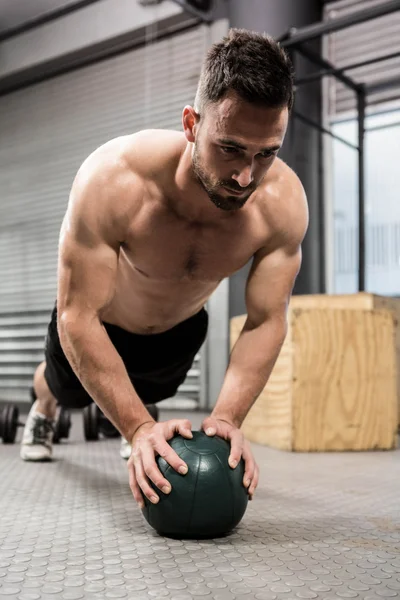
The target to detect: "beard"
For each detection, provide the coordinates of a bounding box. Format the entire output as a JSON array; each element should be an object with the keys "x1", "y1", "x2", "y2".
[{"x1": 192, "y1": 144, "x2": 255, "y2": 212}]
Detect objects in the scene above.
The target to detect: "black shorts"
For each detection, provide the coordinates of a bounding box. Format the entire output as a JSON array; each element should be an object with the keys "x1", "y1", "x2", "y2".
[{"x1": 43, "y1": 304, "x2": 208, "y2": 409}]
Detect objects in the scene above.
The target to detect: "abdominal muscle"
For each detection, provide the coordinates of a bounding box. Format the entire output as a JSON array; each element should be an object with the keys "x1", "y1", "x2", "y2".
[{"x1": 99, "y1": 256, "x2": 219, "y2": 335}]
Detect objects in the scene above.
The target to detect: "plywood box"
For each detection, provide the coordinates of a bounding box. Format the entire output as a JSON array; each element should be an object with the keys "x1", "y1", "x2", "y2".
[
  {"x1": 291, "y1": 293, "x2": 400, "y2": 419},
  {"x1": 231, "y1": 294, "x2": 399, "y2": 452}
]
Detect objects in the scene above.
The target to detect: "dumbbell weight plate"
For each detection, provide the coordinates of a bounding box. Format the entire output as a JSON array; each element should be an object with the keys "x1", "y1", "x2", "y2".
[
  {"x1": 83, "y1": 403, "x2": 99, "y2": 441},
  {"x1": 1, "y1": 404, "x2": 19, "y2": 444},
  {"x1": 53, "y1": 408, "x2": 71, "y2": 444},
  {"x1": 58, "y1": 409, "x2": 72, "y2": 439}
]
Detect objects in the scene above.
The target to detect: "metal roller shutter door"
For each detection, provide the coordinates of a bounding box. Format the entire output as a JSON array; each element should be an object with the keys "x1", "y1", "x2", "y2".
[
  {"x1": 0, "y1": 24, "x2": 210, "y2": 406},
  {"x1": 325, "y1": 0, "x2": 400, "y2": 115}
]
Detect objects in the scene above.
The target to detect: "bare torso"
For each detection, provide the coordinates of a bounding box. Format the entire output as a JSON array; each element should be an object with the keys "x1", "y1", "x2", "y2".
[
  {"x1": 101, "y1": 194, "x2": 268, "y2": 333},
  {"x1": 67, "y1": 131, "x2": 297, "y2": 335}
]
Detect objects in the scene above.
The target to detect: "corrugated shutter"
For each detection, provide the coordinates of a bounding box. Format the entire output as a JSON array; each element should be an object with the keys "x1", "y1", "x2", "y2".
[
  {"x1": 0, "y1": 23, "x2": 210, "y2": 406},
  {"x1": 325, "y1": 0, "x2": 400, "y2": 115}
]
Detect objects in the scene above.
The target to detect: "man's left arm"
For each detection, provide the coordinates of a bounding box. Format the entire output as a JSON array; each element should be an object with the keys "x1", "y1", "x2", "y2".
[
  {"x1": 202, "y1": 186, "x2": 308, "y2": 498},
  {"x1": 210, "y1": 238, "x2": 304, "y2": 427}
]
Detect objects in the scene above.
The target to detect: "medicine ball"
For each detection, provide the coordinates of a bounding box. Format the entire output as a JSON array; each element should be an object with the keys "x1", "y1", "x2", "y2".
[{"x1": 142, "y1": 431, "x2": 249, "y2": 538}]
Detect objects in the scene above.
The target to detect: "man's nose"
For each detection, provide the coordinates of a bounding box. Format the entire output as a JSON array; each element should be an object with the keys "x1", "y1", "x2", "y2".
[{"x1": 231, "y1": 164, "x2": 254, "y2": 188}]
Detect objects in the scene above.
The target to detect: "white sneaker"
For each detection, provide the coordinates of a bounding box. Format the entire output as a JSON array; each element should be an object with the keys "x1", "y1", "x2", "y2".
[
  {"x1": 120, "y1": 437, "x2": 132, "y2": 460},
  {"x1": 20, "y1": 400, "x2": 56, "y2": 461}
]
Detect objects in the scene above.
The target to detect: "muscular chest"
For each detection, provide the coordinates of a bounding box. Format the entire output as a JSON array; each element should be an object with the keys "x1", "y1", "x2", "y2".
[{"x1": 122, "y1": 209, "x2": 264, "y2": 282}]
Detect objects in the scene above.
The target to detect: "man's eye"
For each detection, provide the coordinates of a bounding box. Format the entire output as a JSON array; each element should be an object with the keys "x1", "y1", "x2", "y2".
[
  {"x1": 258, "y1": 151, "x2": 274, "y2": 159},
  {"x1": 221, "y1": 146, "x2": 239, "y2": 154}
]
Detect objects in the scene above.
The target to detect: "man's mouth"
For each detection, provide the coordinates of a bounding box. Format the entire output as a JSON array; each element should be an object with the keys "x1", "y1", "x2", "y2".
[{"x1": 223, "y1": 187, "x2": 246, "y2": 196}]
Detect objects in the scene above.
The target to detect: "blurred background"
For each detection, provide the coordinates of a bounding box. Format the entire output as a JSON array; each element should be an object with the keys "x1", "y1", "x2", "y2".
[{"x1": 0, "y1": 0, "x2": 399, "y2": 414}]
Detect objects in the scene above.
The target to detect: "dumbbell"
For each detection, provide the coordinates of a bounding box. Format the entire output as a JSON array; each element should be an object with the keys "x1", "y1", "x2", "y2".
[
  {"x1": 0, "y1": 403, "x2": 71, "y2": 444},
  {"x1": 83, "y1": 404, "x2": 119, "y2": 441},
  {"x1": 83, "y1": 403, "x2": 159, "y2": 441},
  {"x1": 0, "y1": 404, "x2": 19, "y2": 444},
  {"x1": 53, "y1": 408, "x2": 72, "y2": 443}
]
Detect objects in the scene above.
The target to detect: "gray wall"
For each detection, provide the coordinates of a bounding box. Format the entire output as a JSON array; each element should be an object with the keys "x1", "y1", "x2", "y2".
[
  {"x1": 0, "y1": 0, "x2": 88, "y2": 33},
  {"x1": 0, "y1": 0, "x2": 193, "y2": 93},
  {"x1": 228, "y1": 0, "x2": 323, "y2": 317}
]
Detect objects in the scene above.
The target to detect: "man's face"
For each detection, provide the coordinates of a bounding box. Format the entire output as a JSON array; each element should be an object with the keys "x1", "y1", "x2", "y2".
[{"x1": 192, "y1": 92, "x2": 288, "y2": 211}]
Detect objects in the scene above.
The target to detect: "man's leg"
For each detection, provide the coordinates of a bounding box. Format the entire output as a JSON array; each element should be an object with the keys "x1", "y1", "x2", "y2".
[
  {"x1": 33, "y1": 361, "x2": 58, "y2": 419},
  {"x1": 20, "y1": 361, "x2": 59, "y2": 461}
]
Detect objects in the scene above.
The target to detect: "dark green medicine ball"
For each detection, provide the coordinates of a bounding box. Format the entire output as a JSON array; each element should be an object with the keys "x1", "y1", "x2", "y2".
[{"x1": 142, "y1": 431, "x2": 249, "y2": 538}]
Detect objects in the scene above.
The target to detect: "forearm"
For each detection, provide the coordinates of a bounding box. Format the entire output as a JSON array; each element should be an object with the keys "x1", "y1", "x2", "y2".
[
  {"x1": 59, "y1": 315, "x2": 153, "y2": 441},
  {"x1": 211, "y1": 317, "x2": 287, "y2": 428}
]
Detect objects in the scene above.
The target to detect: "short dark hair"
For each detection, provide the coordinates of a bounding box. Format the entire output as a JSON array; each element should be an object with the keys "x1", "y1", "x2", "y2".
[{"x1": 195, "y1": 28, "x2": 294, "y2": 113}]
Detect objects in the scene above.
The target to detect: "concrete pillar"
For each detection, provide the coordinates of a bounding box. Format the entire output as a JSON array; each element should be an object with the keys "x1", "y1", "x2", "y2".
[{"x1": 228, "y1": 0, "x2": 323, "y2": 318}]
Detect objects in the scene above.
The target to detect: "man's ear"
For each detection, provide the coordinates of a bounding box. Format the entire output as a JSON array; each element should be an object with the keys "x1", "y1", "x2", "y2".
[{"x1": 182, "y1": 105, "x2": 200, "y2": 143}]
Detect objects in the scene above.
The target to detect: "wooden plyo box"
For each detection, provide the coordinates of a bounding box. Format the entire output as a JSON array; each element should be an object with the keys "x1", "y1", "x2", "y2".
[{"x1": 231, "y1": 293, "x2": 399, "y2": 452}]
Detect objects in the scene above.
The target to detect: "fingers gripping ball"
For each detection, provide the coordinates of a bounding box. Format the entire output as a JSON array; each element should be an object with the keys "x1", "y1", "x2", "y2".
[{"x1": 141, "y1": 431, "x2": 249, "y2": 538}]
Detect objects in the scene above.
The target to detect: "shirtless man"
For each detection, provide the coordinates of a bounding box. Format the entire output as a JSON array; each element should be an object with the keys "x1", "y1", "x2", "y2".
[{"x1": 20, "y1": 28, "x2": 308, "y2": 510}]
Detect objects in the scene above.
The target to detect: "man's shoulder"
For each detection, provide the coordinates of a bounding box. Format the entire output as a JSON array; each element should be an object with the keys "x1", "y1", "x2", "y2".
[
  {"x1": 83, "y1": 129, "x2": 185, "y2": 179},
  {"x1": 122, "y1": 129, "x2": 186, "y2": 178},
  {"x1": 72, "y1": 129, "x2": 185, "y2": 209},
  {"x1": 264, "y1": 158, "x2": 306, "y2": 203},
  {"x1": 258, "y1": 158, "x2": 309, "y2": 247}
]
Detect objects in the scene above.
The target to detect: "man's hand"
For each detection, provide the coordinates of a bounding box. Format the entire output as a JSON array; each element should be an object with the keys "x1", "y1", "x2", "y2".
[
  {"x1": 127, "y1": 419, "x2": 193, "y2": 509},
  {"x1": 201, "y1": 416, "x2": 259, "y2": 500}
]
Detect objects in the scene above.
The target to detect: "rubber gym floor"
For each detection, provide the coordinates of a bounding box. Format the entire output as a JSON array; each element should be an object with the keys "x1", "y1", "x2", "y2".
[{"x1": 1, "y1": 408, "x2": 400, "y2": 600}]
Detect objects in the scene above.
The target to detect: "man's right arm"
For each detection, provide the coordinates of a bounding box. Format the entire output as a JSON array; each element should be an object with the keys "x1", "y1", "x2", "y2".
[{"x1": 56, "y1": 148, "x2": 154, "y2": 442}]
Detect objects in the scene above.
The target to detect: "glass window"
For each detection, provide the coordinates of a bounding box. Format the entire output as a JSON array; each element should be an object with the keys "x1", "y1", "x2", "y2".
[{"x1": 332, "y1": 108, "x2": 400, "y2": 295}]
